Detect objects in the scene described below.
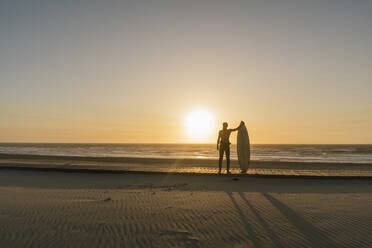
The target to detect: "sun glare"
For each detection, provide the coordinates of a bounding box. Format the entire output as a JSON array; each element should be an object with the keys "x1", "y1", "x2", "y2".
[{"x1": 186, "y1": 110, "x2": 215, "y2": 142}]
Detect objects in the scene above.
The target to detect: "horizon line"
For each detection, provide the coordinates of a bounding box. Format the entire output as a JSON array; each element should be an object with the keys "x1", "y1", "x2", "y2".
[{"x1": 0, "y1": 142, "x2": 371, "y2": 146}]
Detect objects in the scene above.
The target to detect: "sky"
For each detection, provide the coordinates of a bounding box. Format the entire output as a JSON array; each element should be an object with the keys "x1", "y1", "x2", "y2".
[{"x1": 1, "y1": 0, "x2": 372, "y2": 143}]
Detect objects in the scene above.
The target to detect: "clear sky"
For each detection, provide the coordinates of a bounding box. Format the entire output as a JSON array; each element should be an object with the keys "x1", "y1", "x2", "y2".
[{"x1": 1, "y1": 0, "x2": 372, "y2": 143}]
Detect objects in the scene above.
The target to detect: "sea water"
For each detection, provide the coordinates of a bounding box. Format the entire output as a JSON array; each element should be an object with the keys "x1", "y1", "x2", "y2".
[{"x1": 0, "y1": 143, "x2": 372, "y2": 164}]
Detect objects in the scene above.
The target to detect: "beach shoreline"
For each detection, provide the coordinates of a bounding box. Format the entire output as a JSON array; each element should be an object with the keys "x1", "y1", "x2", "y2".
[{"x1": 1, "y1": 153, "x2": 372, "y2": 178}]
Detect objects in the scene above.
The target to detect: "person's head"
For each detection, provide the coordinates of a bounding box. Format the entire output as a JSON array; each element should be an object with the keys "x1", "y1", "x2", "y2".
[{"x1": 222, "y1": 122, "x2": 228, "y2": 130}]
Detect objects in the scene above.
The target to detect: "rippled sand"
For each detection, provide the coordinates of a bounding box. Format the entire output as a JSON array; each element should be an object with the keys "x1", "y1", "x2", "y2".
[{"x1": 0, "y1": 170, "x2": 372, "y2": 248}]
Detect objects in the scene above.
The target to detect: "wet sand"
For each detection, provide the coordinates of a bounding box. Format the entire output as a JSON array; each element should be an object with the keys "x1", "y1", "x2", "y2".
[
  {"x1": 0, "y1": 169, "x2": 372, "y2": 248},
  {"x1": 1, "y1": 154, "x2": 372, "y2": 177}
]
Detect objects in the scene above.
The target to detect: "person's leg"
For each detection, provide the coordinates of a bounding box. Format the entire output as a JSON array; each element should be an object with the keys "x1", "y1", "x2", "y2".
[
  {"x1": 226, "y1": 146, "x2": 230, "y2": 173},
  {"x1": 218, "y1": 146, "x2": 224, "y2": 173}
]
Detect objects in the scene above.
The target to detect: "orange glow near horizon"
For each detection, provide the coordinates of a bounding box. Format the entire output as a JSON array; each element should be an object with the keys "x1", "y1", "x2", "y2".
[{"x1": 1, "y1": 1, "x2": 372, "y2": 144}]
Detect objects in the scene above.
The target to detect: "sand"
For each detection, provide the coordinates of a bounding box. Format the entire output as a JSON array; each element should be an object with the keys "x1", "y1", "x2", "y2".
[
  {"x1": 1, "y1": 169, "x2": 372, "y2": 248},
  {"x1": 2, "y1": 154, "x2": 372, "y2": 177}
]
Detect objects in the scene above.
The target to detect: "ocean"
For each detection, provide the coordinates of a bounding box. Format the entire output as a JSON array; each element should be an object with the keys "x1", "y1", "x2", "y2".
[{"x1": 0, "y1": 143, "x2": 372, "y2": 164}]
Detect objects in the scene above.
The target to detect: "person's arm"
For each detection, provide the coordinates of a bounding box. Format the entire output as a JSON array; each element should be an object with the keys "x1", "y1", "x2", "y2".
[
  {"x1": 230, "y1": 121, "x2": 245, "y2": 132},
  {"x1": 217, "y1": 131, "x2": 221, "y2": 150}
]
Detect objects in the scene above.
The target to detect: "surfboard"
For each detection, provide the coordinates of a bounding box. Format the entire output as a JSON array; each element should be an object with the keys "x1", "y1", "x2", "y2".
[{"x1": 237, "y1": 123, "x2": 250, "y2": 172}]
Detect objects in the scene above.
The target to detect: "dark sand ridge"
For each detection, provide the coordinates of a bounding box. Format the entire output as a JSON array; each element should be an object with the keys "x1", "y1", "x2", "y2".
[
  {"x1": 1, "y1": 153, "x2": 372, "y2": 178},
  {"x1": 1, "y1": 170, "x2": 372, "y2": 247}
]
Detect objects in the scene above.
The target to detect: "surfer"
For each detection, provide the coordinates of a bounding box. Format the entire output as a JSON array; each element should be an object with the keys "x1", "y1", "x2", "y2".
[{"x1": 217, "y1": 121, "x2": 244, "y2": 174}]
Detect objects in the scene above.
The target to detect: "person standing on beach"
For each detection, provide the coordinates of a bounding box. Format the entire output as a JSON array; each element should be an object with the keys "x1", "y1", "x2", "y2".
[{"x1": 217, "y1": 121, "x2": 244, "y2": 174}]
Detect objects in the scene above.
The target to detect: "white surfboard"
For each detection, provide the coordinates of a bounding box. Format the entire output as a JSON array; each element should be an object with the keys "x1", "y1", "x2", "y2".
[{"x1": 237, "y1": 123, "x2": 250, "y2": 172}]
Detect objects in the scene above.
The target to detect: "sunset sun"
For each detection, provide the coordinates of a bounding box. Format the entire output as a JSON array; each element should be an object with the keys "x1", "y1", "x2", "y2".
[{"x1": 186, "y1": 110, "x2": 215, "y2": 142}]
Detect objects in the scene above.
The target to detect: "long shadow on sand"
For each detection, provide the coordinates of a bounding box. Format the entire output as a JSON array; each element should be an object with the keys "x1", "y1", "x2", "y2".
[
  {"x1": 262, "y1": 193, "x2": 342, "y2": 248},
  {"x1": 226, "y1": 192, "x2": 261, "y2": 248},
  {"x1": 238, "y1": 192, "x2": 285, "y2": 248}
]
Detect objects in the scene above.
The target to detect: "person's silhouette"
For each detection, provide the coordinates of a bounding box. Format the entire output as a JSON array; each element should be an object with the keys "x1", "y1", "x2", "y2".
[{"x1": 217, "y1": 121, "x2": 244, "y2": 174}]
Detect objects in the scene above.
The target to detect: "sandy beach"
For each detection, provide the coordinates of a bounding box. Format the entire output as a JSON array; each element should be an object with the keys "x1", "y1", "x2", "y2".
[
  {"x1": 2, "y1": 154, "x2": 372, "y2": 177},
  {"x1": 3, "y1": 0, "x2": 372, "y2": 247},
  {"x1": 1, "y1": 166, "x2": 372, "y2": 248}
]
